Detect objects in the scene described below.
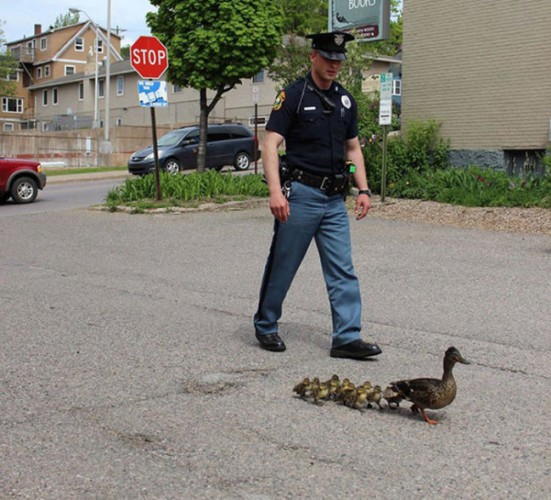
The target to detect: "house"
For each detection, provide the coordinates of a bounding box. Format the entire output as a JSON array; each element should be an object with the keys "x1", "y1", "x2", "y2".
[
  {"x1": 1, "y1": 22, "x2": 122, "y2": 131},
  {"x1": 402, "y1": 0, "x2": 551, "y2": 174},
  {"x1": 361, "y1": 52, "x2": 402, "y2": 110}
]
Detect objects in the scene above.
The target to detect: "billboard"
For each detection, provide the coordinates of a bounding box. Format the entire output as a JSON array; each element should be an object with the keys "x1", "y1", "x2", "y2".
[{"x1": 329, "y1": 0, "x2": 390, "y2": 41}]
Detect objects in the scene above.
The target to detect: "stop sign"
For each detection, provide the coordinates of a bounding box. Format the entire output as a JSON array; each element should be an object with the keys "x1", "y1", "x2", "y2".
[{"x1": 131, "y1": 36, "x2": 169, "y2": 79}]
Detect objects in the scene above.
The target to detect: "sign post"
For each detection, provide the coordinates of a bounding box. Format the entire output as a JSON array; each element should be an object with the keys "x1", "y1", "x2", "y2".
[
  {"x1": 378, "y1": 73, "x2": 393, "y2": 202},
  {"x1": 131, "y1": 36, "x2": 169, "y2": 201}
]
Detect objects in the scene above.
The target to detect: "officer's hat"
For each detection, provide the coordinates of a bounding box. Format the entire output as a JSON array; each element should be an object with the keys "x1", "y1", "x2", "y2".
[{"x1": 306, "y1": 31, "x2": 355, "y2": 61}]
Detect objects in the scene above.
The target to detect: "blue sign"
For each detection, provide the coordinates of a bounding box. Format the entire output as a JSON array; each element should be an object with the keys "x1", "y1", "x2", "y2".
[{"x1": 138, "y1": 80, "x2": 168, "y2": 107}]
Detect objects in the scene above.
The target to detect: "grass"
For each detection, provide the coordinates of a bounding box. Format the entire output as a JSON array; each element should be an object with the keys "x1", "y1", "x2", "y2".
[{"x1": 105, "y1": 170, "x2": 269, "y2": 211}]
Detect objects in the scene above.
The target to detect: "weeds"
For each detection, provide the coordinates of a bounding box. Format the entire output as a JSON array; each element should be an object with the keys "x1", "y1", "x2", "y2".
[{"x1": 106, "y1": 170, "x2": 269, "y2": 210}]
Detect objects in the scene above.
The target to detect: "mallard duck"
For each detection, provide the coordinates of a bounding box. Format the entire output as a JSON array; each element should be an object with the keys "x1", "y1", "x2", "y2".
[
  {"x1": 389, "y1": 347, "x2": 470, "y2": 425},
  {"x1": 312, "y1": 383, "x2": 330, "y2": 404}
]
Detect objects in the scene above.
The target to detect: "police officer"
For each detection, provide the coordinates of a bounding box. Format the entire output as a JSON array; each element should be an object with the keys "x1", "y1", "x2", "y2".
[{"x1": 253, "y1": 32, "x2": 382, "y2": 360}]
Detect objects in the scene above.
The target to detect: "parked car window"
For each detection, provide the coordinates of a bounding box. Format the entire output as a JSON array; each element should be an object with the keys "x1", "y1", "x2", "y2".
[
  {"x1": 207, "y1": 132, "x2": 232, "y2": 142},
  {"x1": 158, "y1": 129, "x2": 188, "y2": 147}
]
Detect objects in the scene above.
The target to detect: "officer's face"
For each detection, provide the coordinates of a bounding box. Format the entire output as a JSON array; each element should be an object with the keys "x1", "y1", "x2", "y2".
[{"x1": 310, "y1": 51, "x2": 342, "y2": 88}]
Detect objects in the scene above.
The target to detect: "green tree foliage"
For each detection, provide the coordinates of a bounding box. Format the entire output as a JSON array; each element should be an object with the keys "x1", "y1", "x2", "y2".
[
  {"x1": 269, "y1": 0, "x2": 402, "y2": 89},
  {"x1": 51, "y1": 11, "x2": 80, "y2": 30},
  {"x1": 147, "y1": 0, "x2": 283, "y2": 172},
  {"x1": 0, "y1": 21, "x2": 18, "y2": 97}
]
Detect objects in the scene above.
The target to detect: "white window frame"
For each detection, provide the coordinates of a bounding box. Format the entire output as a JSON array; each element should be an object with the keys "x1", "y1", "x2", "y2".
[
  {"x1": 1, "y1": 97, "x2": 24, "y2": 113},
  {"x1": 97, "y1": 39, "x2": 104, "y2": 53},
  {"x1": 98, "y1": 78, "x2": 105, "y2": 98},
  {"x1": 40, "y1": 37, "x2": 47, "y2": 51},
  {"x1": 42, "y1": 90, "x2": 48, "y2": 106},
  {"x1": 172, "y1": 84, "x2": 182, "y2": 93},
  {"x1": 3, "y1": 123, "x2": 15, "y2": 132},
  {"x1": 5, "y1": 70, "x2": 19, "y2": 82},
  {"x1": 65, "y1": 65, "x2": 76, "y2": 76},
  {"x1": 392, "y1": 79, "x2": 401, "y2": 96},
  {"x1": 44, "y1": 65, "x2": 51, "y2": 77},
  {"x1": 78, "y1": 81, "x2": 84, "y2": 101},
  {"x1": 37, "y1": 67, "x2": 43, "y2": 79},
  {"x1": 52, "y1": 87, "x2": 58, "y2": 106},
  {"x1": 252, "y1": 70, "x2": 265, "y2": 83},
  {"x1": 116, "y1": 75, "x2": 124, "y2": 96},
  {"x1": 75, "y1": 37, "x2": 84, "y2": 52}
]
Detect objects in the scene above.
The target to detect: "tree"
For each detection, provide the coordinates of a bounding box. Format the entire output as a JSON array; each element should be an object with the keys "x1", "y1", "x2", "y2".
[
  {"x1": 269, "y1": 0, "x2": 402, "y2": 88},
  {"x1": 51, "y1": 11, "x2": 80, "y2": 30},
  {"x1": 0, "y1": 21, "x2": 18, "y2": 97},
  {"x1": 147, "y1": 0, "x2": 283, "y2": 172}
]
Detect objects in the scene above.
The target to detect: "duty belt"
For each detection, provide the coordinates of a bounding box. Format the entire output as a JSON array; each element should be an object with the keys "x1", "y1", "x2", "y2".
[{"x1": 290, "y1": 169, "x2": 349, "y2": 196}]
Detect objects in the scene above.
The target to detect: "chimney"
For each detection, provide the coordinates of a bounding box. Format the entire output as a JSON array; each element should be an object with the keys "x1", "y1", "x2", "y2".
[{"x1": 34, "y1": 24, "x2": 42, "y2": 35}]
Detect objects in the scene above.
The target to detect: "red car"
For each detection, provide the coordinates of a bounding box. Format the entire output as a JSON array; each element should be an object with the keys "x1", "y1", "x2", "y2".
[{"x1": 0, "y1": 157, "x2": 47, "y2": 204}]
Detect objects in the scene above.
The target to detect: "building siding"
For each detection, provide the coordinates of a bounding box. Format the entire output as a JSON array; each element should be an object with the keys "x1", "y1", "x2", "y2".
[{"x1": 402, "y1": 0, "x2": 551, "y2": 161}]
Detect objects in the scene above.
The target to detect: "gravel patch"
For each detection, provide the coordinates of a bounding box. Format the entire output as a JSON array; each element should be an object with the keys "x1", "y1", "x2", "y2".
[{"x1": 369, "y1": 197, "x2": 551, "y2": 236}]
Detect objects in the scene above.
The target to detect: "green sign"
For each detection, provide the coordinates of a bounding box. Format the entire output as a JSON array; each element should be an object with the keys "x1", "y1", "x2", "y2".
[{"x1": 329, "y1": 0, "x2": 390, "y2": 41}]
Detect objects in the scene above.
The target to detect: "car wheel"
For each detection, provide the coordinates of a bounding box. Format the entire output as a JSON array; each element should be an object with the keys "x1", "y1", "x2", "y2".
[
  {"x1": 233, "y1": 152, "x2": 251, "y2": 171},
  {"x1": 10, "y1": 176, "x2": 38, "y2": 204},
  {"x1": 163, "y1": 158, "x2": 181, "y2": 175},
  {"x1": 0, "y1": 192, "x2": 10, "y2": 203}
]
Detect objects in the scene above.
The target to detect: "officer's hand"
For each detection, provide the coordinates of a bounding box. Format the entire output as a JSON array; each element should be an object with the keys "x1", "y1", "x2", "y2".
[
  {"x1": 269, "y1": 191, "x2": 290, "y2": 223},
  {"x1": 354, "y1": 193, "x2": 371, "y2": 220}
]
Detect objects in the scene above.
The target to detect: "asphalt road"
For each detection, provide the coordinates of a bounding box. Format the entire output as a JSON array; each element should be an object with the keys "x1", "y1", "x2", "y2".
[{"x1": 1, "y1": 188, "x2": 550, "y2": 498}]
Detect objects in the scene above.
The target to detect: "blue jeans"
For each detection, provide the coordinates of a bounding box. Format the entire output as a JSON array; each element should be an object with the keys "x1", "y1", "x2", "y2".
[{"x1": 254, "y1": 181, "x2": 362, "y2": 347}]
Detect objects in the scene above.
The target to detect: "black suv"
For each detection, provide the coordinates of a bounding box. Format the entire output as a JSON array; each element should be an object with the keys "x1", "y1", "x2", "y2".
[{"x1": 128, "y1": 123, "x2": 260, "y2": 175}]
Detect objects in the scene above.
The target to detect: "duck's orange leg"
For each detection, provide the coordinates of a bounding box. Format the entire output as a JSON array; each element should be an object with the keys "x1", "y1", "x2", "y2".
[{"x1": 419, "y1": 408, "x2": 438, "y2": 425}]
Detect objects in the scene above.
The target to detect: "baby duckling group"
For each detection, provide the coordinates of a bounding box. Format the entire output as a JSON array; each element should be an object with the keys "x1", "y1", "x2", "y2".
[{"x1": 293, "y1": 374, "x2": 402, "y2": 412}]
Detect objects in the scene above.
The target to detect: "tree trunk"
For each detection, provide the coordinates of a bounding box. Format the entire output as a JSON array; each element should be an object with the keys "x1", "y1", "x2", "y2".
[{"x1": 197, "y1": 88, "x2": 208, "y2": 173}]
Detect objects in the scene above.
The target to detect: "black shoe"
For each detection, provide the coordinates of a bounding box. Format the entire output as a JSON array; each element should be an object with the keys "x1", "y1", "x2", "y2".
[
  {"x1": 330, "y1": 339, "x2": 381, "y2": 359},
  {"x1": 255, "y1": 331, "x2": 286, "y2": 352}
]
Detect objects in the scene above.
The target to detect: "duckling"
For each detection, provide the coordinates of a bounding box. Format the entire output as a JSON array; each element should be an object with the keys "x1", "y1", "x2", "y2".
[
  {"x1": 382, "y1": 385, "x2": 403, "y2": 409},
  {"x1": 323, "y1": 374, "x2": 340, "y2": 400},
  {"x1": 349, "y1": 387, "x2": 369, "y2": 412},
  {"x1": 335, "y1": 379, "x2": 355, "y2": 404},
  {"x1": 366, "y1": 385, "x2": 383, "y2": 409},
  {"x1": 312, "y1": 383, "x2": 330, "y2": 405},
  {"x1": 293, "y1": 377, "x2": 311, "y2": 399},
  {"x1": 389, "y1": 347, "x2": 470, "y2": 425}
]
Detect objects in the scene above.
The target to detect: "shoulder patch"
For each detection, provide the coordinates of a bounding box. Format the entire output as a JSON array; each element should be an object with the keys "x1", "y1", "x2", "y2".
[{"x1": 273, "y1": 90, "x2": 286, "y2": 111}]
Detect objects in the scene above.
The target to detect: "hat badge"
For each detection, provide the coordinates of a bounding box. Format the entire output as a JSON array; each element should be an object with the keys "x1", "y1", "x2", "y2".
[{"x1": 334, "y1": 33, "x2": 345, "y2": 46}]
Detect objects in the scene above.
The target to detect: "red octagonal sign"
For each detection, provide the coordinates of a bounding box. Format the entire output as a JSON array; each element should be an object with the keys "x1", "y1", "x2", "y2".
[{"x1": 131, "y1": 36, "x2": 169, "y2": 79}]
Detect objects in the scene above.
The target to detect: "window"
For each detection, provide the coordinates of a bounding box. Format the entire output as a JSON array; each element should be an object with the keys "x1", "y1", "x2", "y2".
[
  {"x1": 116, "y1": 118, "x2": 123, "y2": 126},
  {"x1": 78, "y1": 81, "x2": 84, "y2": 101},
  {"x1": 52, "y1": 88, "x2": 58, "y2": 105},
  {"x1": 65, "y1": 65, "x2": 76, "y2": 76},
  {"x1": 393, "y1": 79, "x2": 401, "y2": 96},
  {"x1": 98, "y1": 78, "x2": 105, "y2": 98},
  {"x1": 252, "y1": 70, "x2": 265, "y2": 83},
  {"x1": 1, "y1": 97, "x2": 23, "y2": 113},
  {"x1": 75, "y1": 37, "x2": 84, "y2": 51},
  {"x1": 40, "y1": 37, "x2": 47, "y2": 50},
  {"x1": 42, "y1": 90, "x2": 48, "y2": 106},
  {"x1": 44, "y1": 65, "x2": 50, "y2": 77},
  {"x1": 5, "y1": 71, "x2": 18, "y2": 82},
  {"x1": 117, "y1": 75, "x2": 124, "y2": 96},
  {"x1": 97, "y1": 39, "x2": 104, "y2": 53},
  {"x1": 173, "y1": 84, "x2": 182, "y2": 93},
  {"x1": 207, "y1": 132, "x2": 231, "y2": 142},
  {"x1": 3, "y1": 123, "x2": 14, "y2": 132},
  {"x1": 37, "y1": 67, "x2": 42, "y2": 79}
]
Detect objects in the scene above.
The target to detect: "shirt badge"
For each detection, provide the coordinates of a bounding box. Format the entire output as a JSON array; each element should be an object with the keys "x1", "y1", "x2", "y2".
[
  {"x1": 273, "y1": 90, "x2": 286, "y2": 111},
  {"x1": 341, "y1": 95, "x2": 351, "y2": 109}
]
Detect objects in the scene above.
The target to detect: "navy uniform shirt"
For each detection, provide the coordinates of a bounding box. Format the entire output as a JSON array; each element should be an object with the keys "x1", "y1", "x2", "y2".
[{"x1": 266, "y1": 72, "x2": 358, "y2": 176}]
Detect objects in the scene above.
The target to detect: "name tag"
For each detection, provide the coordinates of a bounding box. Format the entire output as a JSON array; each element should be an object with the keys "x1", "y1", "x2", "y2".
[{"x1": 303, "y1": 106, "x2": 316, "y2": 111}]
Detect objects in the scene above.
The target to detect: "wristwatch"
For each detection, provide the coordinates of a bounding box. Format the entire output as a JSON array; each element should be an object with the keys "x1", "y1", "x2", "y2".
[{"x1": 358, "y1": 189, "x2": 372, "y2": 197}]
